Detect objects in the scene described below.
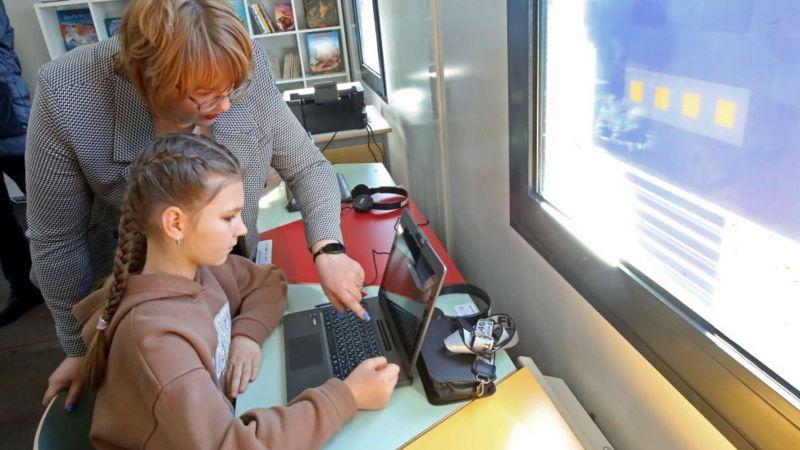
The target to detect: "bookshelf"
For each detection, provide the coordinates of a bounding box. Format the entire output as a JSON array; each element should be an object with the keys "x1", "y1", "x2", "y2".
[{"x1": 34, "y1": 0, "x2": 351, "y2": 91}]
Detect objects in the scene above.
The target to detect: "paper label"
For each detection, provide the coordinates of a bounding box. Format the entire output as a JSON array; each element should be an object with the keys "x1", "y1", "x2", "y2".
[
  {"x1": 256, "y1": 240, "x2": 272, "y2": 265},
  {"x1": 454, "y1": 303, "x2": 480, "y2": 317}
]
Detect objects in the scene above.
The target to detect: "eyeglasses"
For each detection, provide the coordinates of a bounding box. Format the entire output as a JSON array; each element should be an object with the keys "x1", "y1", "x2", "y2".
[{"x1": 188, "y1": 79, "x2": 252, "y2": 113}]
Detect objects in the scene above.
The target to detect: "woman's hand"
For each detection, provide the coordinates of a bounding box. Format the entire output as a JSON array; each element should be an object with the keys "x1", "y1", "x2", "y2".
[
  {"x1": 343, "y1": 356, "x2": 400, "y2": 410},
  {"x1": 226, "y1": 335, "x2": 262, "y2": 399},
  {"x1": 315, "y1": 251, "x2": 367, "y2": 319},
  {"x1": 42, "y1": 356, "x2": 85, "y2": 411}
]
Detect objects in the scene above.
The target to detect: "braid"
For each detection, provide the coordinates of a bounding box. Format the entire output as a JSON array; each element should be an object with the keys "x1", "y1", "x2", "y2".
[{"x1": 85, "y1": 194, "x2": 145, "y2": 390}]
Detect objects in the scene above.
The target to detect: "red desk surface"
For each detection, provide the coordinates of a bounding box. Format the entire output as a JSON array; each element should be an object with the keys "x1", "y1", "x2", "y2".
[{"x1": 258, "y1": 199, "x2": 464, "y2": 286}]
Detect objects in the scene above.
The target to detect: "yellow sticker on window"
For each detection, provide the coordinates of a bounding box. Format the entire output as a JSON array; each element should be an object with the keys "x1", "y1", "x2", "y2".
[
  {"x1": 715, "y1": 100, "x2": 737, "y2": 128},
  {"x1": 630, "y1": 81, "x2": 644, "y2": 103},
  {"x1": 654, "y1": 86, "x2": 670, "y2": 110},
  {"x1": 682, "y1": 92, "x2": 701, "y2": 118}
]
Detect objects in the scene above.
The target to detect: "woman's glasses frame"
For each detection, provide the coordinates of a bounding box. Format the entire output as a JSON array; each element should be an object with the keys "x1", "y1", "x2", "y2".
[{"x1": 188, "y1": 79, "x2": 252, "y2": 113}]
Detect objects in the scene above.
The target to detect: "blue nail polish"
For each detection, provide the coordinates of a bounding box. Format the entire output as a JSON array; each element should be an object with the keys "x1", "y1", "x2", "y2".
[
  {"x1": 337, "y1": 310, "x2": 345, "y2": 319},
  {"x1": 66, "y1": 403, "x2": 74, "y2": 412},
  {"x1": 362, "y1": 311, "x2": 371, "y2": 322}
]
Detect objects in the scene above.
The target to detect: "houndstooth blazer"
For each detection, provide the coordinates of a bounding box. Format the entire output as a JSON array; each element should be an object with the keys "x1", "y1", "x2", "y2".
[{"x1": 25, "y1": 37, "x2": 341, "y2": 356}]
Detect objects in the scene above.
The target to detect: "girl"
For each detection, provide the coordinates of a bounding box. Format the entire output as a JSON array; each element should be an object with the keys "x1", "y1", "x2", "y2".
[{"x1": 73, "y1": 134, "x2": 398, "y2": 449}]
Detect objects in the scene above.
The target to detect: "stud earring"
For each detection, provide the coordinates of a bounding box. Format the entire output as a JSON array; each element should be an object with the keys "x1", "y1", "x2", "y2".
[{"x1": 176, "y1": 236, "x2": 183, "y2": 245}]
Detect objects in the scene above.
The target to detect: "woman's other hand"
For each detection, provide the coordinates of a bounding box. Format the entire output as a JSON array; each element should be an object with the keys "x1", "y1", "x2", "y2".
[
  {"x1": 343, "y1": 356, "x2": 400, "y2": 410},
  {"x1": 226, "y1": 335, "x2": 262, "y2": 399},
  {"x1": 42, "y1": 356, "x2": 85, "y2": 411}
]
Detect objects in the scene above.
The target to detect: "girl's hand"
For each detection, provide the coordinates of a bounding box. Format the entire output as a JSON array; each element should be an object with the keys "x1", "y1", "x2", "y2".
[{"x1": 226, "y1": 335, "x2": 262, "y2": 399}]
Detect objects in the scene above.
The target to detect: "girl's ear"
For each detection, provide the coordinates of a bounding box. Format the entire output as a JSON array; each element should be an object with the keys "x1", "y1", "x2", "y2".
[{"x1": 160, "y1": 205, "x2": 186, "y2": 243}]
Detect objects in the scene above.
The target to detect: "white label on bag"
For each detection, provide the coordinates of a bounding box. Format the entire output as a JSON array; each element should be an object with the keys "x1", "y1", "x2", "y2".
[
  {"x1": 454, "y1": 303, "x2": 480, "y2": 316},
  {"x1": 256, "y1": 240, "x2": 272, "y2": 265}
]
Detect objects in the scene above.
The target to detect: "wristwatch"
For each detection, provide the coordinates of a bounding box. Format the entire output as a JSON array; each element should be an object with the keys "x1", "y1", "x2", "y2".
[{"x1": 312, "y1": 242, "x2": 346, "y2": 262}]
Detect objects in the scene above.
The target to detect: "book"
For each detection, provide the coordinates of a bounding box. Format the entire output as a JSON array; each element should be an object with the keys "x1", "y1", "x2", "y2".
[
  {"x1": 248, "y1": 3, "x2": 267, "y2": 34},
  {"x1": 268, "y1": 53, "x2": 281, "y2": 78},
  {"x1": 57, "y1": 9, "x2": 98, "y2": 51},
  {"x1": 305, "y1": 30, "x2": 343, "y2": 74},
  {"x1": 104, "y1": 17, "x2": 122, "y2": 37},
  {"x1": 256, "y1": 4, "x2": 275, "y2": 33},
  {"x1": 303, "y1": 0, "x2": 339, "y2": 29},
  {"x1": 226, "y1": 0, "x2": 248, "y2": 24},
  {"x1": 273, "y1": 2, "x2": 295, "y2": 31}
]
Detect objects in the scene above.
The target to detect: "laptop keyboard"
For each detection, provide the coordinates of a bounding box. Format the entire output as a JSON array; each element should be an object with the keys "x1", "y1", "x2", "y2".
[{"x1": 322, "y1": 307, "x2": 382, "y2": 379}]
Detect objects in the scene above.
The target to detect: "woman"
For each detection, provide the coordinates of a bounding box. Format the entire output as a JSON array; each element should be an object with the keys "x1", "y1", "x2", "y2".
[
  {"x1": 28, "y1": 0, "x2": 365, "y2": 411},
  {"x1": 73, "y1": 134, "x2": 397, "y2": 449}
]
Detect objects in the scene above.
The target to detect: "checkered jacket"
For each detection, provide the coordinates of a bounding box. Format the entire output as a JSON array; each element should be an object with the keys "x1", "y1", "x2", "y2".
[{"x1": 25, "y1": 37, "x2": 341, "y2": 356}]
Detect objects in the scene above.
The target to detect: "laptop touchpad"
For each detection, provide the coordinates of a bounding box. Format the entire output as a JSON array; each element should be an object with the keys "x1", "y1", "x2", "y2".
[{"x1": 287, "y1": 334, "x2": 325, "y2": 370}]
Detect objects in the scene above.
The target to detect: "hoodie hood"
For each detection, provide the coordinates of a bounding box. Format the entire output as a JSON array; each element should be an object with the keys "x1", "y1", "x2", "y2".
[{"x1": 73, "y1": 270, "x2": 209, "y2": 344}]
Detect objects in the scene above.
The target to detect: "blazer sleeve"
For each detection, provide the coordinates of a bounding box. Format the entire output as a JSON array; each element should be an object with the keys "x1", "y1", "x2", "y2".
[
  {"x1": 225, "y1": 255, "x2": 288, "y2": 344},
  {"x1": 251, "y1": 41, "x2": 342, "y2": 248},
  {"x1": 25, "y1": 71, "x2": 95, "y2": 356},
  {"x1": 150, "y1": 346, "x2": 357, "y2": 450}
]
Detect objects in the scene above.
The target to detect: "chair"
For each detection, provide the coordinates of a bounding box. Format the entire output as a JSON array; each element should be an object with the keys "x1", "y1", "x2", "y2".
[{"x1": 33, "y1": 390, "x2": 93, "y2": 450}]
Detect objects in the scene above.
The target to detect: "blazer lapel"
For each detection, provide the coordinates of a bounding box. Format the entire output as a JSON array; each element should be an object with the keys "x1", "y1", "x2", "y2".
[{"x1": 112, "y1": 73, "x2": 155, "y2": 164}]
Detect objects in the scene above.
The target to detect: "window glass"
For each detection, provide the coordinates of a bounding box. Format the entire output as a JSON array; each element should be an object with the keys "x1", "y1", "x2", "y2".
[
  {"x1": 355, "y1": 0, "x2": 381, "y2": 76},
  {"x1": 538, "y1": 0, "x2": 800, "y2": 390}
]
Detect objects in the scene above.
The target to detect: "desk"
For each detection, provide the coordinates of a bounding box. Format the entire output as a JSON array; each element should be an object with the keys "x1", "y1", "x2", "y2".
[{"x1": 239, "y1": 163, "x2": 515, "y2": 449}]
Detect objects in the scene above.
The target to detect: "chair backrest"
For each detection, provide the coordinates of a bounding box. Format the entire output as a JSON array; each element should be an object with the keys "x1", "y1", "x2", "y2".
[{"x1": 33, "y1": 390, "x2": 93, "y2": 450}]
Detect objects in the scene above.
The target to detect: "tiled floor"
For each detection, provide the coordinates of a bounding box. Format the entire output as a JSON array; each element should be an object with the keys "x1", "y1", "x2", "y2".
[{"x1": 0, "y1": 199, "x2": 64, "y2": 449}]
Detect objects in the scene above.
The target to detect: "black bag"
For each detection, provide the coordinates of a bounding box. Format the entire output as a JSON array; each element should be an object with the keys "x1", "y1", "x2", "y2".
[{"x1": 417, "y1": 284, "x2": 516, "y2": 405}]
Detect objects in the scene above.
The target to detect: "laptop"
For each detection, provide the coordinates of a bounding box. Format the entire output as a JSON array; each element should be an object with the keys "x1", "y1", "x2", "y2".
[{"x1": 283, "y1": 210, "x2": 447, "y2": 400}]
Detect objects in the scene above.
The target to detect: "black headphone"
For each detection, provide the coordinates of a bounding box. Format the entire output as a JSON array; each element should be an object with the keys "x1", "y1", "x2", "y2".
[{"x1": 349, "y1": 184, "x2": 409, "y2": 213}]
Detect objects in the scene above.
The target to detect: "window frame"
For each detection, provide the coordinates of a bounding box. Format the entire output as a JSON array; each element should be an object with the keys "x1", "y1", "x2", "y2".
[
  {"x1": 506, "y1": 1, "x2": 800, "y2": 447},
  {"x1": 350, "y1": 0, "x2": 387, "y2": 102}
]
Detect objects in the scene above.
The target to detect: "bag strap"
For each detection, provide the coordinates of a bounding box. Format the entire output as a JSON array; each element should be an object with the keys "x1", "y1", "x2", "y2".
[{"x1": 437, "y1": 284, "x2": 519, "y2": 397}]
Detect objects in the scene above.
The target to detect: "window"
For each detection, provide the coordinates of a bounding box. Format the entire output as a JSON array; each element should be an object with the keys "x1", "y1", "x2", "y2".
[
  {"x1": 351, "y1": 0, "x2": 387, "y2": 101},
  {"x1": 508, "y1": 1, "x2": 800, "y2": 447}
]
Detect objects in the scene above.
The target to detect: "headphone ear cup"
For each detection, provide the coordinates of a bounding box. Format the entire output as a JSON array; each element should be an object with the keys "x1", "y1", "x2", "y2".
[
  {"x1": 350, "y1": 184, "x2": 371, "y2": 199},
  {"x1": 352, "y1": 194, "x2": 373, "y2": 212}
]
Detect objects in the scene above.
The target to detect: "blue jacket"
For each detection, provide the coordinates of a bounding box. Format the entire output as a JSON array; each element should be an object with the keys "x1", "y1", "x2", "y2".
[{"x1": 0, "y1": 0, "x2": 31, "y2": 149}]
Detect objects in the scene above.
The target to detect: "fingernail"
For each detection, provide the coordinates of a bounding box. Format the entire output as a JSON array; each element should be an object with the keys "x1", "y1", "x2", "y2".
[
  {"x1": 66, "y1": 403, "x2": 74, "y2": 412},
  {"x1": 362, "y1": 311, "x2": 371, "y2": 322},
  {"x1": 337, "y1": 310, "x2": 345, "y2": 319}
]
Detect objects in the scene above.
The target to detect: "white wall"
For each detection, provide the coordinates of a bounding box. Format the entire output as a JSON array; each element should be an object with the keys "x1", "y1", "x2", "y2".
[
  {"x1": 435, "y1": 2, "x2": 733, "y2": 449},
  {"x1": 5, "y1": 0, "x2": 50, "y2": 94}
]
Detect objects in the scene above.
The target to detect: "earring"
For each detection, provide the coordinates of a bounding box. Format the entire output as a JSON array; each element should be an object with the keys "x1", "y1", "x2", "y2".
[{"x1": 176, "y1": 236, "x2": 183, "y2": 245}]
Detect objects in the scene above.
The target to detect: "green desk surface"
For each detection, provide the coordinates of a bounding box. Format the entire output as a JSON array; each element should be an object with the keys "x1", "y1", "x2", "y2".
[
  {"x1": 257, "y1": 163, "x2": 396, "y2": 233},
  {"x1": 234, "y1": 284, "x2": 516, "y2": 450}
]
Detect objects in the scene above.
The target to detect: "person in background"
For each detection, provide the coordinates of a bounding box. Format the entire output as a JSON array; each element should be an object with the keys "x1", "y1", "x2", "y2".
[
  {"x1": 74, "y1": 134, "x2": 397, "y2": 448},
  {"x1": 0, "y1": 0, "x2": 42, "y2": 326},
  {"x1": 28, "y1": 0, "x2": 366, "y2": 411}
]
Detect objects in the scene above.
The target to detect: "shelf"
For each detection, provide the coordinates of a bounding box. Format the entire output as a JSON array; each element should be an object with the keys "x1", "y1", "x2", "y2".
[
  {"x1": 276, "y1": 77, "x2": 304, "y2": 84},
  {"x1": 298, "y1": 25, "x2": 341, "y2": 34},
  {"x1": 252, "y1": 30, "x2": 297, "y2": 38},
  {"x1": 35, "y1": 0, "x2": 351, "y2": 87}
]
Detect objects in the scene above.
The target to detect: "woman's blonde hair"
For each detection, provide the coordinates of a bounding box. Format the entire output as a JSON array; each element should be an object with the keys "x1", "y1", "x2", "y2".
[
  {"x1": 84, "y1": 134, "x2": 242, "y2": 390},
  {"x1": 115, "y1": 0, "x2": 253, "y2": 124}
]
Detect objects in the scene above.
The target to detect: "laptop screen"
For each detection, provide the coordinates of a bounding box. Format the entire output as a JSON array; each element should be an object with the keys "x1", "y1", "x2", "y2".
[{"x1": 380, "y1": 214, "x2": 446, "y2": 365}]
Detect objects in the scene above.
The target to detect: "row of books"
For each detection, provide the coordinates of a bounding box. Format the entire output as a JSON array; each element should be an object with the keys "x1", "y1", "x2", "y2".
[
  {"x1": 57, "y1": 9, "x2": 124, "y2": 52},
  {"x1": 249, "y1": 2, "x2": 294, "y2": 34}
]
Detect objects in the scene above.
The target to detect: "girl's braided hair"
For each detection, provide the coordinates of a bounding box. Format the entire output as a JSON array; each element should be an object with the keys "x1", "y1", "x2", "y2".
[{"x1": 84, "y1": 133, "x2": 241, "y2": 390}]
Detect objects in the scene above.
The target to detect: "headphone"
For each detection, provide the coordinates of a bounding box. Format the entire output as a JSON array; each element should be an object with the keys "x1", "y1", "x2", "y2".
[{"x1": 349, "y1": 184, "x2": 409, "y2": 213}]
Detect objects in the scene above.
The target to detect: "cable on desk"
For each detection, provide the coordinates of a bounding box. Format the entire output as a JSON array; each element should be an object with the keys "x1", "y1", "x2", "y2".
[
  {"x1": 320, "y1": 131, "x2": 338, "y2": 153},
  {"x1": 367, "y1": 249, "x2": 391, "y2": 286},
  {"x1": 365, "y1": 123, "x2": 384, "y2": 162}
]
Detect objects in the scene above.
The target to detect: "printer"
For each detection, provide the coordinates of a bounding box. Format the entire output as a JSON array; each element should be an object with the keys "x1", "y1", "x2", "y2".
[{"x1": 285, "y1": 81, "x2": 367, "y2": 134}]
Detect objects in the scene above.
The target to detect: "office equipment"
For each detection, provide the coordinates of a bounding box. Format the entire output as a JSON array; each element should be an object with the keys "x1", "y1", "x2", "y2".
[
  {"x1": 287, "y1": 82, "x2": 366, "y2": 134},
  {"x1": 348, "y1": 184, "x2": 408, "y2": 213},
  {"x1": 282, "y1": 209, "x2": 446, "y2": 400}
]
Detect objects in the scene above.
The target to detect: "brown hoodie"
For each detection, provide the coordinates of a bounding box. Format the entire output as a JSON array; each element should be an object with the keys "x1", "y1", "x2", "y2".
[{"x1": 73, "y1": 255, "x2": 357, "y2": 449}]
